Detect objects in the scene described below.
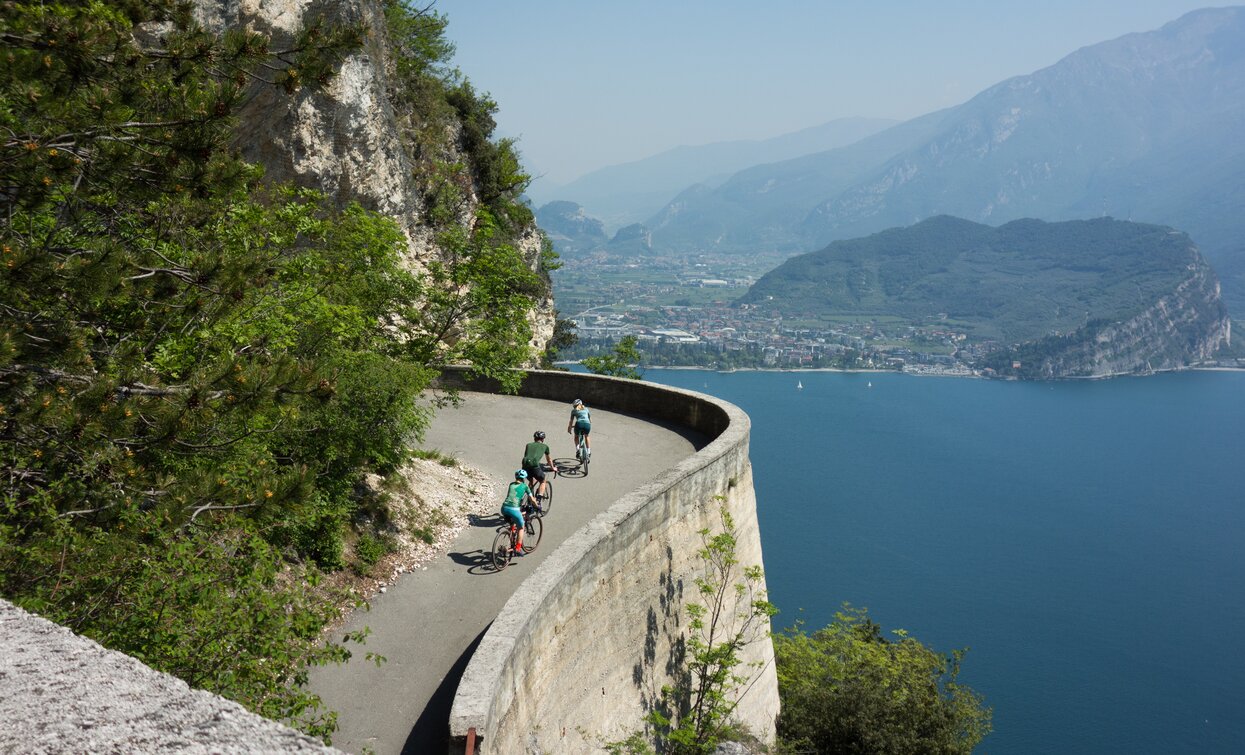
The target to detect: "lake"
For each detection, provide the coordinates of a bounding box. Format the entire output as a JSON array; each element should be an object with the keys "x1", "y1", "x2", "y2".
[{"x1": 645, "y1": 368, "x2": 1245, "y2": 754}]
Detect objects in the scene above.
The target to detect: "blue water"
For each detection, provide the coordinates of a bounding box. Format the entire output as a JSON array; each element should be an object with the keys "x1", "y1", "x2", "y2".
[{"x1": 646, "y1": 368, "x2": 1245, "y2": 754}]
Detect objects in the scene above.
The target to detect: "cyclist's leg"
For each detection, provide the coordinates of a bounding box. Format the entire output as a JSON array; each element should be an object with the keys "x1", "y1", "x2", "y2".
[
  {"x1": 524, "y1": 464, "x2": 546, "y2": 501},
  {"x1": 502, "y1": 506, "x2": 524, "y2": 549}
]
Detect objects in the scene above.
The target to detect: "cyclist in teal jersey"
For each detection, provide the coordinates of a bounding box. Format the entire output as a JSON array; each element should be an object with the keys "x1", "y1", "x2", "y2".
[
  {"x1": 501, "y1": 470, "x2": 534, "y2": 552},
  {"x1": 567, "y1": 398, "x2": 592, "y2": 457}
]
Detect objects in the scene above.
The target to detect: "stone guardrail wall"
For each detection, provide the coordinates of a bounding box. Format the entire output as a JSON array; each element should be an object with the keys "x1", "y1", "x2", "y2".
[
  {"x1": 0, "y1": 599, "x2": 340, "y2": 754},
  {"x1": 439, "y1": 368, "x2": 780, "y2": 753}
]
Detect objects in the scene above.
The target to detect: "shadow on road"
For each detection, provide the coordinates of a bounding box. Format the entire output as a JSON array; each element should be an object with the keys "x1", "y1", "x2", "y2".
[
  {"x1": 400, "y1": 624, "x2": 490, "y2": 755},
  {"x1": 447, "y1": 548, "x2": 496, "y2": 574},
  {"x1": 552, "y1": 457, "x2": 585, "y2": 478}
]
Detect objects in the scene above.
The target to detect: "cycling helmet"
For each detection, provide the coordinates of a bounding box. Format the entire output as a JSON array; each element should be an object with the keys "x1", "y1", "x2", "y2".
[
  {"x1": 534, "y1": 430, "x2": 546, "y2": 440},
  {"x1": 515, "y1": 469, "x2": 528, "y2": 480},
  {"x1": 573, "y1": 398, "x2": 584, "y2": 406}
]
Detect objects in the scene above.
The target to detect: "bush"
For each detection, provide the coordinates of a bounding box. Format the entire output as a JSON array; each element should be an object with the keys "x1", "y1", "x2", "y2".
[{"x1": 774, "y1": 605, "x2": 992, "y2": 754}]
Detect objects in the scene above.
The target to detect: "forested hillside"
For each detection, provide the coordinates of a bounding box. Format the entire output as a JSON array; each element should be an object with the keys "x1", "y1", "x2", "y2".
[
  {"x1": 740, "y1": 216, "x2": 1230, "y2": 376},
  {"x1": 0, "y1": 0, "x2": 549, "y2": 738}
]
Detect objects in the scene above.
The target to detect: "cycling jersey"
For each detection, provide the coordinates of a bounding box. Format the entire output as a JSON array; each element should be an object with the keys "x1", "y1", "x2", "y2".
[
  {"x1": 522, "y1": 441, "x2": 550, "y2": 470},
  {"x1": 570, "y1": 406, "x2": 591, "y2": 430},
  {"x1": 501, "y1": 481, "x2": 529, "y2": 527}
]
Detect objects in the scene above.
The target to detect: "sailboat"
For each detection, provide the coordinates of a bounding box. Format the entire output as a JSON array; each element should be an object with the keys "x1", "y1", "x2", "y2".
[{"x1": 797, "y1": 380, "x2": 803, "y2": 390}]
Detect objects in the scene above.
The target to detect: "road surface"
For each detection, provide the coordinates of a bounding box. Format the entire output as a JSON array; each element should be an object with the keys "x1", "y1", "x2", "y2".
[{"x1": 308, "y1": 391, "x2": 705, "y2": 754}]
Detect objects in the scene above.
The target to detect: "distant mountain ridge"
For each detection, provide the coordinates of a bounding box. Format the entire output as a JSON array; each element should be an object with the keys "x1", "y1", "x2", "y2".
[
  {"x1": 648, "y1": 7, "x2": 1245, "y2": 311},
  {"x1": 531, "y1": 117, "x2": 896, "y2": 229},
  {"x1": 740, "y1": 216, "x2": 1230, "y2": 377},
  {"x1": 534, "y1": 200, "x2": 608, "y2": 256}
]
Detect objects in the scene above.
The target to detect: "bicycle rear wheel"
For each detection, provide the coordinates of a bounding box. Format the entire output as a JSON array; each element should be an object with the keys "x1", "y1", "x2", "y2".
[
  {"x1": 581, "y1": 445, "x2": 590, "y2": 476},
  {"x1": 491, "y1": 529, "x2": 512, "y2": 571},
  {"x1": 523, "y1": 515, "x2": 543, "y2": 553}
]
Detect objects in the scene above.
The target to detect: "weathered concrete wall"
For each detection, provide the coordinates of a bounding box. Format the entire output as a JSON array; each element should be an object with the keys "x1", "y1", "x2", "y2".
[
  {"x1": 0, "y1": 599, "x2": 340, "y2": 754},
  {"x1": 439, "y1": 369, "x2": 780, "y2": 753}
]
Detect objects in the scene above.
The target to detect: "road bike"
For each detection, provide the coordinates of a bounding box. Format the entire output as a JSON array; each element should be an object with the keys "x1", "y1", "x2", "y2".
[
  {"x1": 533, "y1": 465, "x2": 555, "y2": 514},
  {"x1": 575, "y1": 430, "x2": 590, "y2": 477},
  {"x1": 491, "y1": 502, "x2": 543, "y2": 572}
]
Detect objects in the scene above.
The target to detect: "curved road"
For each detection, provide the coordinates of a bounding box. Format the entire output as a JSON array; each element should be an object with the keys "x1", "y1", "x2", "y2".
[{"x1": 309, "y1": 392, "x2": 706, "y2": 754}]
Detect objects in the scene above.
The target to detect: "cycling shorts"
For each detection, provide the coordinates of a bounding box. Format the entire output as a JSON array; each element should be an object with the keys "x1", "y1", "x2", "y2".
[
  {"x1": 574, "y1": 422, "x2": 591, "y2": 436},
  {"x1": 501, "y1": 505, "x2": 524, "y2": 528},
  {"x1": 522, "y1": 463, "x2": 546, "y2": 481}
]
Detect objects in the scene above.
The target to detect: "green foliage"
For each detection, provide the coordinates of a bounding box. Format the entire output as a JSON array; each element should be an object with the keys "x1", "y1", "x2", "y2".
[
  {"x1": 381, "y1": 0, "x2": 532, "y2": 231},
  {"x1": 583, "y1": 335, "x2": 644, "y2": 380},
  {"x1": 410, "y1": 448, "x2": 458, "y2": 467},
  {"x1": 401, "y1": 211, "x2": 541, "y2": 392},
  {"x1": 353, "y1": 531, "x2": 394, "y2": 571},
  {"x1": 774, "y1": 605, "x2": 992, "y2": 754},
  {"x1": 0, "y1": 0, "x2": 542, "y2": 739},
  {"x1": 541, "y1": 312, "x2": 580, "y2": 368},
  {"x1": 742, "y1": 216, "x2": 1221, "y2": 346},
  {"x1": 0, "y1": 509, "x2": 364, "y2": 741},
  {"x1": 630, "y1": 507, "x2": 776, "y2": 754}
]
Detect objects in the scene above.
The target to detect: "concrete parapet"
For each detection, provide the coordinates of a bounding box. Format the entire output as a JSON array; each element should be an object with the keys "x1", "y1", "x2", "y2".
[
  {"x1": 440, "y1": 368, "x2": 779, "y2": 753},
  {"x1": 0, "y1": 599, "x2": 340, "y2": 754}
]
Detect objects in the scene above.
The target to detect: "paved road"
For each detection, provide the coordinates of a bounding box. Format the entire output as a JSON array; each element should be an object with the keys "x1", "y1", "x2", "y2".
[{"x1": 308, "y1": 392, "x2": 705, "y2": 754}]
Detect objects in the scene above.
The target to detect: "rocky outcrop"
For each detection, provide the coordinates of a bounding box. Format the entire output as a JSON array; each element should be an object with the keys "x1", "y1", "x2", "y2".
[
  {"x1": 191, "y1": 0, "x2": 555, "y2": 358},
  {"x1": 0, "y1": 600, "x2": 339, "y2": 753},
  {"x1": 990, "y1": 250, "x2": 1231, "y2": 378},
  {"x1": 535, "y1": 200, "x2": 609, "y2": 256}
]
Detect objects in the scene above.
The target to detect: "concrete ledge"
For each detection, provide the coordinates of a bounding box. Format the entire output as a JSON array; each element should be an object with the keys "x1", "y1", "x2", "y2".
[
  {"x1": 0, "y1": 600, "x2": 340, "y2": 754},
  {"x1": 441, "y1": 369, "x2": 779, "y2": 753}
]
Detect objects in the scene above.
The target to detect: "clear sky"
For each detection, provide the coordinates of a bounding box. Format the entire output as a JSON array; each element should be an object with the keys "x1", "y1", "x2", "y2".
[{"x1": 434, "y1": 1, "x2": 1220, "y2": 188}]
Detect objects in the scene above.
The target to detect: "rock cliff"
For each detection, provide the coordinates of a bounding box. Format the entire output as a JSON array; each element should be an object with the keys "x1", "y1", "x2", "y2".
[
  {"x1": 191, "y1": 0, "x2": 555, "y2": 356},
  {"x1": 990, "y1": 253, "x2": 1231, "y2": 378}
]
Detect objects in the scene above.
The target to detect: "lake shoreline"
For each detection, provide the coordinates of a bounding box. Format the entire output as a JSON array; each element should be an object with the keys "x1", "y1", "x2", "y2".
[{"x1": 557, "y1": 361, "x2": 1244, "y2": 381}]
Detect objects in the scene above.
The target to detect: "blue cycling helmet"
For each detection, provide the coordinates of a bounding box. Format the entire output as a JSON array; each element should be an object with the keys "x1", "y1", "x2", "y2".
[{"x1": 515, "y1": 469, "x2": 528, "y2": 480}]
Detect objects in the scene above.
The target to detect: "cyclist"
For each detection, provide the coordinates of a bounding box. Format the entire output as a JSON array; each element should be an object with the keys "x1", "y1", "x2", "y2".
[
  {"x1": 521, "y1": 431, "x2": 555, "y2": 507},
  {"x1": 501, "y1": 470, "x2": 535, "y2": 554},
  {"x1": 567, "y1": 398, "x2": 592, "y2": 459}
]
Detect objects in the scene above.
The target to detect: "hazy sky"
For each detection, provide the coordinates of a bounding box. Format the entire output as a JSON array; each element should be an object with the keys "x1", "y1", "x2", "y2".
[{"x1": 435, "y1": 1, "x2": 1218, "y2": 188}]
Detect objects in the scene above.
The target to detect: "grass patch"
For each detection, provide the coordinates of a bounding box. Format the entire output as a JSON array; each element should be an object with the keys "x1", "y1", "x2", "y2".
[{"x1": 410, "y1": 448, "x2": 458, "y2": 467}]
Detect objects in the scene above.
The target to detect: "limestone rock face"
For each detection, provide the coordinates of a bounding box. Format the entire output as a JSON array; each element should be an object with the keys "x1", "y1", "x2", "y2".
[
  {"x1": 1017, "y1": 256, "x2": 1231, "y2": 378},
  {"x1": 191, "y1": 0, "x2": 554, "y2": 357}
]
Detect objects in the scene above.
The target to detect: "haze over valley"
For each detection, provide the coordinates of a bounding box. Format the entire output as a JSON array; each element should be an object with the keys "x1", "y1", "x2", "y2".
[{"x1": 505, "y1": 6, "x2": 1245, "y2": 377}]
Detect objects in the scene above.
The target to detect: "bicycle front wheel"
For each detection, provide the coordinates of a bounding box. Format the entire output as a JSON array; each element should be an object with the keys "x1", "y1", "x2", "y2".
[
  {"x1": 491, "y1": 530, "x2": 512, "y2": 571},
  {"x1": 523, "y1": 516, "x2": 543, "y2": 553},
  {"x1": 538, "y1": 479, "x2": 553, "y2": 514}
]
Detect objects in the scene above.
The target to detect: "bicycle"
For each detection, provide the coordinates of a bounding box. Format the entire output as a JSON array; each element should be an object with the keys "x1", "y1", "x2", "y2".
[
  {"x1": 533, "y1": 465, "x2": 555, "y2": 514},
  {"x1": 491, "y1": 502, "x2": 543, "y2": 572},
  {"x1": 575, "y1": 430, "x2": 590, "y2": 476}
]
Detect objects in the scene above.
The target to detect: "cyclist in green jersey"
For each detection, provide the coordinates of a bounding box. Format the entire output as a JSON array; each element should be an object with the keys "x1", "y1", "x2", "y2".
[
  {"x1": 521, "y1": 431, "x2": 554, "y2": 503},
  {"x1": 501, "y1": 470, "x2": 534, "y2": 552}
]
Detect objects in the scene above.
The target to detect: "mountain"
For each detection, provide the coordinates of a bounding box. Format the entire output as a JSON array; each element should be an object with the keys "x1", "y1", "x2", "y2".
[
  {"x1": 535, "y1": 201, "x2": 609, "y2": 256},
  {"x1": 531, "y1": 117, "x2": 896, "y2": 229},
  {"x1": 647, "y1": 111, "x2": 952, "y2": 253},
  {"x1": 650, "y1": 7, "x2": 1245, "y2": 312},
  {"x1": 606, "y1": 223, "x2": 653, "y2": 257},
  {"x1": 739, "y1": 216, "x2": 1230, "y2": 377}
]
